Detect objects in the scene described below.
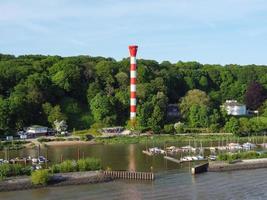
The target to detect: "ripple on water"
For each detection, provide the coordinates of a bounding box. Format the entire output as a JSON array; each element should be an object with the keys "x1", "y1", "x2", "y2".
[{"x1": 1, "y1": 169, "x2": 267, "y2": 200}]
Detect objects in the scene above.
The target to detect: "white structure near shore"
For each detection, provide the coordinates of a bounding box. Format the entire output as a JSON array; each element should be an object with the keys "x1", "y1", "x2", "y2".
[{"x1": 222, "y1": 100, "x2": 247, "y2": 116}]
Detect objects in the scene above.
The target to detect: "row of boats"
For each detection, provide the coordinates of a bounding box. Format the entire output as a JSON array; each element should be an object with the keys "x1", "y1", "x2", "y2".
[
  {"x1": 146, "y1": 142, "x2": 263, "y2": 162},
  {"x1": 0, "y1": 156, "x2": 48, "y2": 165},
  {"x1": 148, "y1": 142, "x2": 259, "y2": 155}
]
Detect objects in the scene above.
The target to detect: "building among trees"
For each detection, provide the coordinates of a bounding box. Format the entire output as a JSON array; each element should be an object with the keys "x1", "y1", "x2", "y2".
[{"x1": 222, "y1": 100, "x2": 247, "y2": 116}]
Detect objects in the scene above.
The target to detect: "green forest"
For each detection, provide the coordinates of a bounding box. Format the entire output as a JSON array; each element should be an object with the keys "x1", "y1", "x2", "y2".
[{"x1": 0, "y1": 54, "x2": 267, "y2": 136}]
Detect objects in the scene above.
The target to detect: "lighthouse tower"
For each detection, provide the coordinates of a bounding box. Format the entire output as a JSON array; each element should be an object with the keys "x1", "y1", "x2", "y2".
[{"x1": 128, "y1": 45, "x2": 138, "y2": 126}]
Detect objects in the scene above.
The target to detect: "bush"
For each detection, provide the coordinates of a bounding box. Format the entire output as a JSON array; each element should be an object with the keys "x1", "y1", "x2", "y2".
[
  {"x1": 31, "y1": 170, "x2": 51, "y2": 185},
  {"x1": 163, "y1": 124, "x2": 175, "y2": 134},
  {"x1": 174, "y1": 122, "x2": 185, "y2": 134},
  {"x1": 0, "y1": 164, "x2": 32, "y2": 180},
  {"x1": 0, "y1": 164, "x2": 11, "y2": 180},
  {"x1": 77, "y1": 158, "x2": 101, "y2": 171},
  {"x1": 50, "y1": 164, "x2": 60, "y2": 173},
  {"x1": 59, "y1": 160, "x2": 77, "y2": 173}
]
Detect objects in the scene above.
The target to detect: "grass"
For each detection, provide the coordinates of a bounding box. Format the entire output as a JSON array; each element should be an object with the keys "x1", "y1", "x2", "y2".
[{"x1": 72, "y1": 129, "x2": 101, "y2": 137}]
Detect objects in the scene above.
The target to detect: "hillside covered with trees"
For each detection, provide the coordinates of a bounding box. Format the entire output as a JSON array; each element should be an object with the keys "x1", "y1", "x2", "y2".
[{"x1": 0, "y1": 54, "x2": 267, "y2": 136}]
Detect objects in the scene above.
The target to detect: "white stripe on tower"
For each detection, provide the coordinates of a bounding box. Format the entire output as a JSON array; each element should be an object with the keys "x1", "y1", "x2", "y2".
[{"x1": 129, "y1": 45, "x2": 138, "y2": 121}]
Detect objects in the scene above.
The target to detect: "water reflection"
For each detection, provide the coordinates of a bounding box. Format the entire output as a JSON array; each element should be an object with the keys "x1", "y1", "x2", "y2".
[{"x1": 128, "y1": 144, "x2": 136, "y2": 171}]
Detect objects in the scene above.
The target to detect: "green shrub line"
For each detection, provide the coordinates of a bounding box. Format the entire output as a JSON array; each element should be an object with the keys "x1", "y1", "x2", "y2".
[
  {"x1": 0, "y1": 157, "x2": 101, "y2": 182},
  {"x1": 0, "y1": 164, "x2": 31, "y2": 180},
  {"x1": 51, "y1": 158, "x2": 101, "y2": 173},
  {"x1": 217, "y1": 151, "x2": 267, "y2": 162}
]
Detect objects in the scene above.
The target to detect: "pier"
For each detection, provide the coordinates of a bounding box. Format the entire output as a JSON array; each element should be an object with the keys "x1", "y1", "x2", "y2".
[
  {"x1": 142, "y1": 150, "x2": 153, "y2": 156},
  {"x1": 103, "y1": 171, "x2": 154, "y2": 180},
  {"x1": 164, "y1": 156, "x2": 183, "y2": 164}
]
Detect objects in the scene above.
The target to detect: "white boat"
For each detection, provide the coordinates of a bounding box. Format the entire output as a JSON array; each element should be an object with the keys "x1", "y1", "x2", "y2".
[
  {"x1": 196, "y1": 155, "x2": 204, "y2": 160},
  {"x1": 180, "y1": 155, "x2": 205, "y2": 161},
  {"x1": 242, "y1": 142, "x2": 256, "y2": 150},
  {"x1": 217, "y1": 146, "x2": 227, "y2": 151},
  {"x1": 149, "y1": 147, "x2": 165, "y2": 155},
  {"x1": 208, "y1": 155, "x2": 217, "y2": 161},
  {"x1": 210, "y1": 147, "x2": 216, "y2": 152},
  {"x1": 181, "y1": 145, "x2": 193, "y2": 152},
  {"x1": 192, "y1": 156, "x2": 198, "y2": 160},
  {"x1": 38, "y1": 156, "x2": 47, "y2": 163},
  {"x1": 32, "y1": 158, "x2": 38, "y2": 163},
  {"x1": 227, "y1": 143, "x2": 242, "y2": 151}
]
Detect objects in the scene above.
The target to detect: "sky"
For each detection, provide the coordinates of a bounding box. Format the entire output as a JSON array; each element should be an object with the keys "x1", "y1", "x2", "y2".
[{"x1": 1, "y1": 0, "x2": 267, "y2": 65}]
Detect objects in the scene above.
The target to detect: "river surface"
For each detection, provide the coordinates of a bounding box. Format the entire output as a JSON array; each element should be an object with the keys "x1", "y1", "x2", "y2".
[{"x1": 1, "y1": 143, "x2": 267, "y2": 199}]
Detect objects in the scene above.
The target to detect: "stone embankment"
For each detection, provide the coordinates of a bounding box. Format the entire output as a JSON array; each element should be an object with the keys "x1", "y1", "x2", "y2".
[
  {"x1": 209, "y1": 158, "x2": 267, "y2": 172},
  {"x1": 0, "y1": 171, "x2": 113, "y2": 192}
]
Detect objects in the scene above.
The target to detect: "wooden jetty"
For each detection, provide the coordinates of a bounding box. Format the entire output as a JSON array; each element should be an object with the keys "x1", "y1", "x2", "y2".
[
  {"x1": 164, "y1": 156, "x2": 183, "y2": 164},
  {"x1": 103, "y1": 171, "x2": 154, "y2": 180},
  {"x1": 142, "y1": 150, "x2": 153, "y2": 156},
  {"x1": 9, "y1": 158, "x2": 31, "y2": 165},
  {"x1": 191, "y1": 162, "x2": 209, "y2": 175}
]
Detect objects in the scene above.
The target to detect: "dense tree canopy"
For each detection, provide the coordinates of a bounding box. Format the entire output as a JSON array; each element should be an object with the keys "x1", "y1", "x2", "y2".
[{"x1": 0, "y1": 53, "x2": 267, "y2": 135}]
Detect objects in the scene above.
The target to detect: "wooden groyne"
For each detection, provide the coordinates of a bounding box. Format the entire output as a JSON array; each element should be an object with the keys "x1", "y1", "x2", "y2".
[
  {"x1": 191, "y1": 162, "x2": 209, "y2": 175},
  {"x1": 209, "y1": 158, "x2": 267, "y2": 172},
  {"x1": 164, "y1": 156, "x2": 183, "y2": 164},
  {"x1": 103, "y1": 171, "x2": 154, "y2": 180}
]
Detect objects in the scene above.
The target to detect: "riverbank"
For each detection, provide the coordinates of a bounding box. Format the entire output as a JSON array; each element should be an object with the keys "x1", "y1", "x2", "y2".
[
  {"x1": 15, "y1": 133, "x2": 267, "y2": 148},
  {"x1": 0, "y1": 171, "x2": 113, "y2": 192},
  {"x1": 44, "y1": 140, "x2": 96, "y2": 146},
  {"x1": 94, "y1": 134, "x2": 265, "y2": 145},
  {"x1": 209, "y1": 158, "x2": 267, "y2": 172}
]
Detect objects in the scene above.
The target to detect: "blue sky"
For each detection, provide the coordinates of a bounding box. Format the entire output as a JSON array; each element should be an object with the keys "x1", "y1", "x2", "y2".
[{"x1": 1, "y1": 0, "x2": 267, "y2": 65}]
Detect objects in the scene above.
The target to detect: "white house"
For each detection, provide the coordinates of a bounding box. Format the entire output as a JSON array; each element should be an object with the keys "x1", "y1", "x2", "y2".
[
  {"x1": 222, "y1": 100, "x2": 247, "y2": 116},
  {"x1": 26, "y1": 125, "x2": 48, "y2": 137}
]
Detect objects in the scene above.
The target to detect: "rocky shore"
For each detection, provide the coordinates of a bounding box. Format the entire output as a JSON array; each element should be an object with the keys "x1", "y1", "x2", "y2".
[
  {"x1": 209, "y1": 158, "x2": 267, "y2": 172},
  {"x1": 0, "y1": 171, "x2": 113, "y2": 192}
]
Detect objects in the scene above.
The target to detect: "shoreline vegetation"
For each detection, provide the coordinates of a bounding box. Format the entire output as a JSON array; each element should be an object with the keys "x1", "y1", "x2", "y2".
[
  {"x1": 4, "y1": 133, "x2": 266, "y2": 148},
  {"x1": 0, "y1": 158, "x2": 105, "y2": 192},
  {"x1": 0, "y1": 171, "x2": 112, "y2": 192},
  {"x1": 93, "y1": 134, "x2": 267, "y2": 145},
  {"x1": 1, "y1": 54, "x2": 267, "y2": 144}
]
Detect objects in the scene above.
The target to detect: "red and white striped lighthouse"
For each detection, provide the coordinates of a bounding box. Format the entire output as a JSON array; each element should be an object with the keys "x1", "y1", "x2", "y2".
[{"x1": 129, "y1": 45, "x2": 138, "y2": 124}]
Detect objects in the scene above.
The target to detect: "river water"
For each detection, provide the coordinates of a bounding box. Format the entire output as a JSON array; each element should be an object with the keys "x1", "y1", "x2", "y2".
[{"x1": 1, "y1": 143, "x2": 267, "y2": 199}]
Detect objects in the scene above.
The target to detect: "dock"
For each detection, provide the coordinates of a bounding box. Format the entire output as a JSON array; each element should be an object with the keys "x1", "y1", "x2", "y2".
[
  {"x1": 191, "y1": 162, "x2": 209, "y2": 175},
  {"x1": 142, "y1": 150, "x2": 153, "y2": 156},
  {"x1": 164, "y1": 156, "x2": 183, "y2": 164},
  {"x1": 103, "y1": 171, "x2": 154, "y2": 180}
]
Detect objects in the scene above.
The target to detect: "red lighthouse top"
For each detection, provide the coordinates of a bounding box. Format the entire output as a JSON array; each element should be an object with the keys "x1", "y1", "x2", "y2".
[{"x1": 128, "y1": 45, "x2": 138, "y2": 57}]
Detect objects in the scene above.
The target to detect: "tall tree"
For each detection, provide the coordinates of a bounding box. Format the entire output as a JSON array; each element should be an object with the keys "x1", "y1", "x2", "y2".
[
  {"x1": 245, "y1": 82, "x2": 266, "y2": 110},
  {"x1": 179, "y1": 89, "x2": 210, "y2": 119}
]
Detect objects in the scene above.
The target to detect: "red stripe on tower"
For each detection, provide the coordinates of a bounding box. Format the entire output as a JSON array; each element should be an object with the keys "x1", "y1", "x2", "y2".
[{"x1": 129, "y1": 45, "x2": 138, "y2": 121}]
